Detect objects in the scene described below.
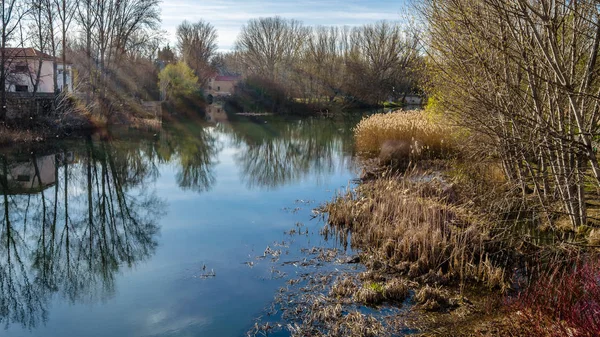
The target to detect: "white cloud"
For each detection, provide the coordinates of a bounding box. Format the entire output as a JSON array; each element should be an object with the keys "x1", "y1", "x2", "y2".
[{"x1": 159, "y1": 0, "x2": 405, "y2": 51}]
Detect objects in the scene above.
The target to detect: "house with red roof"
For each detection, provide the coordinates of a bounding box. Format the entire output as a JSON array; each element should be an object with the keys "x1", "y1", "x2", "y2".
[
  {"x1": 2, "y1": 48, "x2": 73, "y2": 94},
  {"x1": 206, "y1": 75, "x2": 240, "y2": 97}
]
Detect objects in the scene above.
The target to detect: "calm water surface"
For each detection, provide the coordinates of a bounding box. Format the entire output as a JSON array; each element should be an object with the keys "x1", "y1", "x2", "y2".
[{"x1": 0, "y1": 114, "x2": 362, "y2": 337}]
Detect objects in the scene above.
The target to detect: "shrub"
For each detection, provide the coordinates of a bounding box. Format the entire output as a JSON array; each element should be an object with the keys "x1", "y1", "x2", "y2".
[
  {"x1": 158, "y1": 62, "x2": 199, "y2": 101},
  {"x1": 508, "y1": 257, "x2": 600, "y2": 337}
]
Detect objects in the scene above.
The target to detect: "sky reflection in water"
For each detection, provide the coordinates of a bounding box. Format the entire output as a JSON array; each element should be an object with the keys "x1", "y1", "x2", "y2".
[{"x1": 0, "y1": 115, "x2": 361, "y2": 337}]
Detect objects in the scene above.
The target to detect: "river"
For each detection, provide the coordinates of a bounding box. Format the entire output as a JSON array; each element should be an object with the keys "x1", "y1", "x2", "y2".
[{"x1": 0, "y1": 113, "x2": 365, "y2": 337}]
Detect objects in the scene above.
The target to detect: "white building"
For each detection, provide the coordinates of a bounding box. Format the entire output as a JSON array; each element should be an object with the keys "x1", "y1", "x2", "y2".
[
  {"x1": 3, "y1": 48, "x2": 73, "y2": 93},
  {"x1": 0, "y1": 155, "x2": 56, "y2": 195}
]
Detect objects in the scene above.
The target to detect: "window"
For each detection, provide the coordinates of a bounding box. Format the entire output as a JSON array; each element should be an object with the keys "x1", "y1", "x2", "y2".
[
  {"x1": 208, "y1": 86, "x2": 212, "y2": 90},
  {"x1": 217, "y1": 86, "x2": 220, "y2": 91},
  {"x1": 15, "y1": 85, "x2": 28, "y2": 92},
  {"x1": 14, "y1": 64, "x2": 28, "y2": 73},
  {"x1": 16, "y1": 175, "x2": 30, "y2": 182}
]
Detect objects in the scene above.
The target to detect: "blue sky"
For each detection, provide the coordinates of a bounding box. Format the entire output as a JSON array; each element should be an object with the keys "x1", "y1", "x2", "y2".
[{"x1": 160, "y1": 0, "x2": 408, "y2": 51}]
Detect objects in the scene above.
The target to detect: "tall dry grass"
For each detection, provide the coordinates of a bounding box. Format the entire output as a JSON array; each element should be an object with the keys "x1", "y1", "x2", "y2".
[
  {"x1": 322, "y1": 176, "x2": 508, "y2": 290},
  {"x1": 354, "y1": 110, "x2": 457, "y2": 156}
]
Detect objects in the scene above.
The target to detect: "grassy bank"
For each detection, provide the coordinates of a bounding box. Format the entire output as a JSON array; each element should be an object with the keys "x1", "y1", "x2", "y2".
[{"x1": 320, "y1": 110, "x2": 600, "y2": 336}]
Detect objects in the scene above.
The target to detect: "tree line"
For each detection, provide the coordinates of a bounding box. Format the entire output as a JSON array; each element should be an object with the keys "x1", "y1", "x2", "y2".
[
  {"x1": 159, "y1": 17, "x2": 423, "y2": 108},
  {"x1": 1, "y1": 2, "x2": 423, "y2": 121}
]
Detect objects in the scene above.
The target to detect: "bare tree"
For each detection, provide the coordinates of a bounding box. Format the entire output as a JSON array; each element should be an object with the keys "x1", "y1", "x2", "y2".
[
  {"x1": 70, "y1": 0, "x2": 160, "y2": 107},
  {"x1": 75, "y1": 0, "x2": 96, "y2": 94},
  {"x1": 422, "y1": 0, "x2": 600, "y2": 228},
  {"x1": 111, "y1": 0, "x2": 160, "y2": 63},
  {"x1": 235, "y1": 17, "x2": 309, "y2": 83},
  {"x1": 1, "y1": 0, "x2": 28, "y2": 120},
  {"x1": 176, "y1": 20, "x2": 217, "y2": 85},
  {"x1": 302, "y1": 26, "x2": 344, "y2": 102},
  {"x1": 42, "y1": 0, "x2": 58, "y2": 92},
  {"x1": 53, "y1": 0, "x2": 75, "y2": 92},
  {"x1": 26, "y1": 0, "x2": 49, "y2": 95},
  {"x1": 234, "y1": 18, "x2": 420, "y2": 107}
]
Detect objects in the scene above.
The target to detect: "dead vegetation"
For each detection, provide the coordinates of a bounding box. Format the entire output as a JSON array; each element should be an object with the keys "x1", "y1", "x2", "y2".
[
  {"x1": 321, "y1": 175, "x2": 509, "y2": 291},
  {"x1": 354, "y1": 110, "x2": 457, "y2": 158},
  {"x1": 415, "y1": 286, "x2": 450, "y2": 311},
  {"x1": 315, "y1": 107, "x2": 600, "y2": 335}
]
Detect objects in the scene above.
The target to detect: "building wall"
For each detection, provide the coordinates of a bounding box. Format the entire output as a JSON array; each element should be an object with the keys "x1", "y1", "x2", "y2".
[
  {"x1": 57, "y1": 63, "x2": 73, "y2": 92},
  {"x1": 207, "y1": 79, "x2": 238, "y2": 96},
  {"x1": 5, "y1": 59, "x2": 72, "y2": 93},
  {"x1": 5, "y1": 59, "x2": 54, "y2": 93}
]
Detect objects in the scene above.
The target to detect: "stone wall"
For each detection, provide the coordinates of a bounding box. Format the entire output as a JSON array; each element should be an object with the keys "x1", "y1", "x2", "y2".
[{"x1": 5, "y1": 92, "x2": 55, "y2": 119}]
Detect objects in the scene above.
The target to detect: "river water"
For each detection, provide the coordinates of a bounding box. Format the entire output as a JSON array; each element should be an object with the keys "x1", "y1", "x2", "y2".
[{"x1": 0, "y1": 113, "x2": 364, "y2": 337}]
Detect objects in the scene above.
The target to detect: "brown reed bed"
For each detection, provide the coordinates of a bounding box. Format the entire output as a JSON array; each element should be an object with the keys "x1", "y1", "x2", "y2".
[
  {"x1": 321, "y1": 175, "x2": 509, "y2": 291},
  {"x1": 317, "y1": 110, "x2": 600, "y2": 336},
  {"x1": 354, "y1": 110, "x2": 458, "y2": 157}
]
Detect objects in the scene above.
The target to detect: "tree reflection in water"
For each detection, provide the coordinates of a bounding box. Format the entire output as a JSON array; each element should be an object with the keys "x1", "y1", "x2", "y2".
[
  {"x1": 158, "y1": 121, "x2": 220, "y2": 193},
  {"x1": 222, "y1": 115, "x2": 359, "y2": 189},
  {"x1": 0, "y1": 138, "x2": 164, "y2": 329},
  {"x1": 0, "y1": 114, "x2": 360, "y2": 330}
]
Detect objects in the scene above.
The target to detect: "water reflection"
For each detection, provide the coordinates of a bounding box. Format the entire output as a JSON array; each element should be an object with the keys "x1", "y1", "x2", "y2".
[
  {"x1": 0, "y1": 114, "x2": 363, "y2": 332},
  {"x1": 160, "y1": 121, "x2": 220, "y2": 192},
  {"x1": 205, "y1": 103, "x2": 229, "y2": 124},
  {"x1": 0, "y1": 154, "x2": 58, "y2": 194},
  {"x1": 0, "y1": 140, "x2": 164, "y2": 329},
  {"x1": 222, "y1": 115, "x2": 359, "y2": 189}
]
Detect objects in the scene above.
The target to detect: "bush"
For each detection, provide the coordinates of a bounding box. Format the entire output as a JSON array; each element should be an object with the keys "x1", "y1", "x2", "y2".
[
  {"x1": 158, "y1": 62, "x2": 199, "y2": 101},
  {"x1": 508, "y1": 257, "x2": 600, "y2": 337}
]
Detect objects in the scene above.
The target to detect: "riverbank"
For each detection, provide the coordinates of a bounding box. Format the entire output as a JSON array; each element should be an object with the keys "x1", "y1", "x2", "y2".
[
  {"x1": 316, "y1": 110, "x2": 600, "y2": 336},
  {"x1": 0, "y1": 114, "x2": 96, "y2": 146},
  {"x1": 0, "y1": 105, "x2": 163, "y2": 147}
]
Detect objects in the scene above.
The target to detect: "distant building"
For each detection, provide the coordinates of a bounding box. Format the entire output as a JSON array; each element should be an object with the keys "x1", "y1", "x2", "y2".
[
  {"x1": 207, "y1": 75, "x2": 240, "y2": 97},
  {"x1": 402, "y1": 94, "x2": 424, "y2": 105},
  {"x1": 2, "y1": 48, "x2": 73, "y2": 93},
  {"x1": 205, "y1": 102, "x2": 228, "y2": 124}
]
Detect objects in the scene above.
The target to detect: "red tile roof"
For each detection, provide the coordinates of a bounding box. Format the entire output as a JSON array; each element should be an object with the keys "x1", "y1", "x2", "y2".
[
  {"x1": 214, "y1": 75, "x2": 240, "y2": 81},
  {"x1": 2, "y1": 48, "x2": 69, "y2": 63}
]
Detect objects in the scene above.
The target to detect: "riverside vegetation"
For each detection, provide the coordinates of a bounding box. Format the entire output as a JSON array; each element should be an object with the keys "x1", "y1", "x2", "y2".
[{"x1": 319, "y1": 110, "x2": 600, "y2": 336}]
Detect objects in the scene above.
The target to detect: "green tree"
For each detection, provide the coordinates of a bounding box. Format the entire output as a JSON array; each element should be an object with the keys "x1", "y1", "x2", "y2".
[{"x1": 158, "y1": 62, "x2": 199, "y2": 101}]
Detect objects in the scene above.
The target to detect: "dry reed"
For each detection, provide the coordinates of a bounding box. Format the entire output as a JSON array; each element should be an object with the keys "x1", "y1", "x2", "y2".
[
  {"x1": 354, "y1": 110, "x2": 457, "y2": 156},
  {"x1": 322, "y1": 176, "x2": 508, "y2": 291},
  {"x1": 415, "y1": 285, "x2": 449, "y2": 311}
]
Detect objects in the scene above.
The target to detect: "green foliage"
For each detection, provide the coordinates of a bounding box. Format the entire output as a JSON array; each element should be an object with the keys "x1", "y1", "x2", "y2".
[
  {"x1": 367, "y1": 282, "x2": 384, "y2": 293},
  {"x1": 158, "y1": 62, "x2": 199, "y2": 100}
]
